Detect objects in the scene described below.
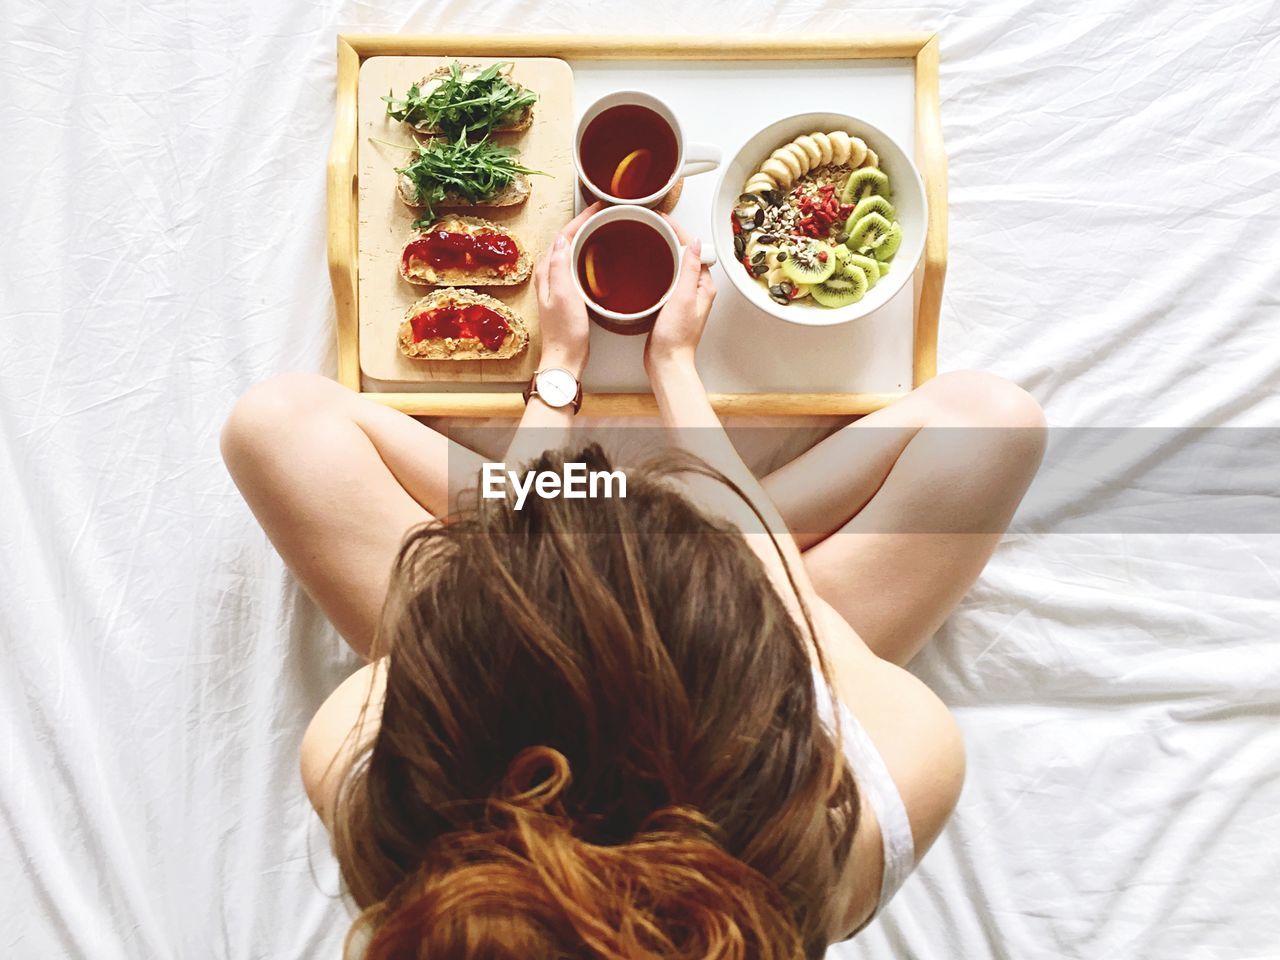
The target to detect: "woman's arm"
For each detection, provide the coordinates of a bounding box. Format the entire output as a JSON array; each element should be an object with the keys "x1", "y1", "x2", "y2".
[
  {"x1": 643, "y1": 227, "x2": 823, "y2": 621},
  {"x1": 503, "y1": 203, "x2": 601, "y2": 467}
]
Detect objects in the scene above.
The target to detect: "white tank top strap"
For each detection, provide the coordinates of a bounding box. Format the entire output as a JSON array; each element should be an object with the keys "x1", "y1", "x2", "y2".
[{"x1": 812, "y1": 667, "x2": 916, "y2": 914}]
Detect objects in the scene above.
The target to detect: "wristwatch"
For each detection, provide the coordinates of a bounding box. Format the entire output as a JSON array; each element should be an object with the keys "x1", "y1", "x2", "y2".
[{"x1": 523, "y1": 367, "x2": 583, "y2": 414}]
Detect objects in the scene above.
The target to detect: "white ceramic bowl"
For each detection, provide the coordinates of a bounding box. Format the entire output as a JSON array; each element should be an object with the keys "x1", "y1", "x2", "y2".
[{"x1": 712, "y1": 112, "x2": 927, "y2": 327}]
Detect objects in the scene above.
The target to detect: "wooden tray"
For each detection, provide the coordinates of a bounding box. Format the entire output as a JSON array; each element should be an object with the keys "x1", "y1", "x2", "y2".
[
  {"x1": 329, "y1": 35, "x2": 947, "y2": 417},
  {"x1": 357, "y1": 57, "x2": 575, "y2": 385}
]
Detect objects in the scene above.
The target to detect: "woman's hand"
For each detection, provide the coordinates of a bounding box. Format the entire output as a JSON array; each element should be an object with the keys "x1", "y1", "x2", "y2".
[
  {"x1": 534, "y1": 201, "x2": 604, "y2": 374},
  {"x1": 644, "y1": 216, "x2": 717, "y2": 376}
]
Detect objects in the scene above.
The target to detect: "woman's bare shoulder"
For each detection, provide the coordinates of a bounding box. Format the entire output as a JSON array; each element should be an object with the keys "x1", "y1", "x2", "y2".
[
  {"x1": 300, "y1": 659, "x2": 386, "y2": 828},
  {"x1": 814, "y1": 598, "x2": 967, "y2": 863}
]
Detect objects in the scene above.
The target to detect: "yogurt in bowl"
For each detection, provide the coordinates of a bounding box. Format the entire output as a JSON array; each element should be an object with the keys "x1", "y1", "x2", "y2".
[{"x1": 712, "y1": 113, "x2": 926, "y2": 327}]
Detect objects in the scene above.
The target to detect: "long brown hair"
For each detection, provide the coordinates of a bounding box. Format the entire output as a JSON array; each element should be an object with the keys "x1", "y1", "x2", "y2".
[{"x1": 332, "y1": 444, "x2": 859, "y2": 959}]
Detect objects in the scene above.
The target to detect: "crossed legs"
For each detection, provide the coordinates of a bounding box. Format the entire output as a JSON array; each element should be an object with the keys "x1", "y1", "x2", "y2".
[
  {"x1": 766, "y1": 370, "x2": 1046, "y2": 666},
  {"x1": 220, "y1": 371, "x2": 1044, "y2": 666}
]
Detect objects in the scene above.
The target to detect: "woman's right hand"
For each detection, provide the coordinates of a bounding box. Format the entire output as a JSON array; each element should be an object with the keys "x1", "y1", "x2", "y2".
[{"x1": 644, "y1": 217, "x2": 717, "y2": 375}]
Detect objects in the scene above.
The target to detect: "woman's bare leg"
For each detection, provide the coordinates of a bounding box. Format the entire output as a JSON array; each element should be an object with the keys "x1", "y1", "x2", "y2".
[
  {"x1": 219, "y1": 373, "x2": 483, "y2": 659},
  {"x1": 764, "y1": 370, "x2": 1046, "y2": 666}
]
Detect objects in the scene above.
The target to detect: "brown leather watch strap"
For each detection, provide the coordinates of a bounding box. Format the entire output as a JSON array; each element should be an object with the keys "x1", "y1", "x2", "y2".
[{"x1": 522, "y1": 369, "x2": 583, "y2": 414}]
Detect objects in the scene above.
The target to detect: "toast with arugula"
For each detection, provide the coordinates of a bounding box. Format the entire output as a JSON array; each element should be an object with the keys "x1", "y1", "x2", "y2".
[
  {"x1": 383, "y1": 62, "x2": 536, "y2": 138},
  {"x1": 395, "y1": 136, "x2": 541, "y2": 223}
]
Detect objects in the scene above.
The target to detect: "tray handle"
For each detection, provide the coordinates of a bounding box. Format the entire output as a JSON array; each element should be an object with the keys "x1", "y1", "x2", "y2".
[
  {"x1": 328, "y1": 36, "x2": 361, "y2": 391},
  {"x1": 913, "y1": 33, "x2": 947, "y2": 387}
]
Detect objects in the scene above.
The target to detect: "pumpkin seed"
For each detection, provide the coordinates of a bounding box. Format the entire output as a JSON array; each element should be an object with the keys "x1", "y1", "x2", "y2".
[
  {"x1": 752, "y1": 263, "x2": 769, "y2": 276},
  {"x1": 776, "y1": 251, "x2": 788, "y2": 262}
]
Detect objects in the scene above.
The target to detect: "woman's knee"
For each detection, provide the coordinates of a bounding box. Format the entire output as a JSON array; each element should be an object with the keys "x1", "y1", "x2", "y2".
[
  {"x1": 919, "y1": 371, "x2": 1047, "y2": 477},
  {"x1": 220, "y1": 373, "x2": 347, "y2": 471},
  {"x1": 924, "y1": 370, "x2": 1045, "y2": 430}
]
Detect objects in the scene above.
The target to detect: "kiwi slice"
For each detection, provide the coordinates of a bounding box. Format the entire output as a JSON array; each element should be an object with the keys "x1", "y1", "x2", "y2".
[
  {"x1": 874, "y1": 223, "x2": 903, "y2": 261},
  {"x1": 844, "y1": 253, "x2": 882, "y2": 288},
  {"x1": 846, "y1": 212, "x2": 893, "y2": 254},
  {"x1": 840, "y1": 167, "x2": 891, "y2": 204},
  {"x1": 848, "y1": 195, "x2": 895, "y2": 228},
  {"x1": 779, "y1": 241, "x2": 837, "y2": 284},
  {"x1": 810, "y1": 265, "x2": 870, "y2": 308}
]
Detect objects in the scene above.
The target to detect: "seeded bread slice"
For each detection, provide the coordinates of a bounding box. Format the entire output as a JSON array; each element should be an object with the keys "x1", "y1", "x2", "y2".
[
  {"x1": 405, "y1": 63, "x2": 535, "y2": 135},
  {"x1": 400, "y1": 216, "x2": 533, "y2": 287},
  {"x1": 397, "y1": 288, "x2": 528, "y2": 361},
  {"x1": 397, "y1": 171, "x2": 532, "y2": 210}
]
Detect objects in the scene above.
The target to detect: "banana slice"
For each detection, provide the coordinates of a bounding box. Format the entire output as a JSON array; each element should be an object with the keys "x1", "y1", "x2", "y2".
[
  {"x1": 847, "y1": 137, "x2": 869, "y2": 168},
  {"x1": 828, "y1": 131, "x2": 852, "y2": 164},
  {"x1": 786, "y1": 143, "x2": 813, "y2": 174},
  {"x1": 763, "y1": 264, "x2": 788, "y2": 287},
  {"x1": 743, "y1": 130, "x2": 878, "y2": 199},
  {"x1": 794, "y1": 135, "x2": 823, "y2": 168},
  {"x1": 771, "y1": 146, "x2": 803, "y2": 181},
  {"x1": 812, "y1": 132, "x2": 834, "y2": 166},
  {"x1": 761, "y1": 157, "x2": 793, "y2": 186}
]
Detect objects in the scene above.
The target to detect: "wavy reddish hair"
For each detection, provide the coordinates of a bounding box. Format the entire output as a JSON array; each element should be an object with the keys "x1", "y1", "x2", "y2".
[{"x1": 332, "y1": 445, "x2": 859, "y2": 959}]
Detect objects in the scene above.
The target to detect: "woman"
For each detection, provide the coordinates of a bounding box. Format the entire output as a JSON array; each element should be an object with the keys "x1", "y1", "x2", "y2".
[{"x1": 220, "y1": 205, "x2": 1044, "y2": 958}]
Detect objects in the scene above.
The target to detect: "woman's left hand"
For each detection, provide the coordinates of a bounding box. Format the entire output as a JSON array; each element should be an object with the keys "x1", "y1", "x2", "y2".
[{"x1": 534, "y1": 201, "x2": 604, "y2": 373}]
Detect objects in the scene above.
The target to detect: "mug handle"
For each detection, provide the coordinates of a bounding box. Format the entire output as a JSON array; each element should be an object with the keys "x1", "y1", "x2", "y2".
[{"x1": 679, "y1": 142, "x2": 721, "y2": 179}]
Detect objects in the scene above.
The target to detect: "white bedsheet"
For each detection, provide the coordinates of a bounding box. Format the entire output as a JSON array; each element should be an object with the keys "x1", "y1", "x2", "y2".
[{"x1": 3, "y1": 1, "x2": 1278, "y2": 958}]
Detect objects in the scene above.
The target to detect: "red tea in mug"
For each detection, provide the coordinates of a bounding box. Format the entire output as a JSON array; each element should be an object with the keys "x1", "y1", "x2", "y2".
[
  {"x1": 579, "y1": 105, "x2": 679, "y2": 200},
  {"x1": 577, "y1": 220, "x2": 674, "y2": 315}
]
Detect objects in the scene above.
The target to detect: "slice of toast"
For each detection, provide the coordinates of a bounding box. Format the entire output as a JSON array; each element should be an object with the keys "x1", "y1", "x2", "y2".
[
  {"x1": 398, "y1": 288, "x2": 528, "y2": 361},
  {"x1": 397, "y1": 172, "x2": 532, "y2": 210},
  {"x1": 405, "y1": 63, "x2": 535, "y2": 135},
  {"x1": 400, "y1": 216, "x2": 533, "y2": 287}
]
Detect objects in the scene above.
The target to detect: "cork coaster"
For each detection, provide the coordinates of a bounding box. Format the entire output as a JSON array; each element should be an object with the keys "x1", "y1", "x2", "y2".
[{"x1": 578, "y1": 178, "x2": 684, "y2": 214}]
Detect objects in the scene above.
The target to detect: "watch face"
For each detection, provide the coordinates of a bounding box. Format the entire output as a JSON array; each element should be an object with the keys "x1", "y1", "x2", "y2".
[{"x1": 536, "y1": 368, "x2": 577, "y2": 408}]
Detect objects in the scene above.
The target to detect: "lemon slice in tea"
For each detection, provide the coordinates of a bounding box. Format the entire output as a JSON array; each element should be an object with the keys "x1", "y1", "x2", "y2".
[
  {"x1": 610, "y1": 148, "x2": 652, "y2": 198},
  {"x1": 584, "y1": 244, "x2": 609, "y2": 300}
]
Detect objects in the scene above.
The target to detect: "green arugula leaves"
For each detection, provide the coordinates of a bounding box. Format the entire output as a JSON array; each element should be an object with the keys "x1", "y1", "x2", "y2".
[
  {"x1": 383, "y1": 61, "x2": 537, "y2": 138},
  {"x1": 395, "y1": 135, "x2": 546, "y2": 226}
]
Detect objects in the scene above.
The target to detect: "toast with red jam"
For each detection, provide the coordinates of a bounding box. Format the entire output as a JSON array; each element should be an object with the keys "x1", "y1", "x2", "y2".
[
  {"x1": 397, "y1": 289, "x2": 528, "y2": 361},
  {"x1": 400, "y1": 216, "x2": 533, "y2": 287}
]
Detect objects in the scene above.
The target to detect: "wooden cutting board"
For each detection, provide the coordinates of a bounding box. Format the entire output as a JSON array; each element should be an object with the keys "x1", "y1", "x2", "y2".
[{"x1": 356, "y1": 56, "x2": 576, "y2": 384}]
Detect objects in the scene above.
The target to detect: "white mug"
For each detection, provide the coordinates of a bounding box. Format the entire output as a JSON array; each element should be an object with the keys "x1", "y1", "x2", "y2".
[
  {"x1": 573, "y1": 91, "x2": 721, "y2": 208},
  {"x1": 571, "y1": 205, "x2": 717, "y2": 331}
]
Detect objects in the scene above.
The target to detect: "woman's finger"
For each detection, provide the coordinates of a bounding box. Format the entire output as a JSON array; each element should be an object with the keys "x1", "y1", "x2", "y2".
[
  {"x1": 561, "y1": 201, "x2": 605, "y2": 241},
  {"x1": 662, "y1": 213, "x2": 693, "y2": 246},
  {"x1": 546, "y1": 233, "x2": 578, "y2": 301},
  {"x1": 698, "y1": 267, "x2": 718, "y2": 315},
  {"x1": 670, "y1": 238, "x2": 703, "y2": 304}
]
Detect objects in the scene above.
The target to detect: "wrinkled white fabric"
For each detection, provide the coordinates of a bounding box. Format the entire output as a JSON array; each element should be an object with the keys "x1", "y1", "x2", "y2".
[{"x1": 3, "y1": 1, "x2": 1279, "y2": 958}]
